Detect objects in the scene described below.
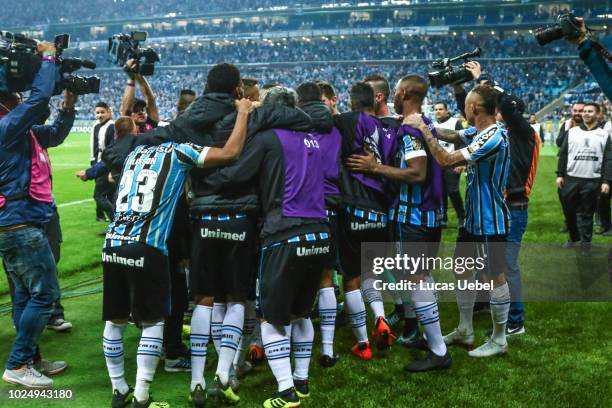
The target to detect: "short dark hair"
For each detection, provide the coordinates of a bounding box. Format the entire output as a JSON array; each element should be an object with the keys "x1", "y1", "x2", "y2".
[
  {"x1": 398, "y1": 74, "x2": 428, "y2": 101},
  {"x1": 178, "y1": 90, "x2": 196, "y2": 113},
  {"x1": 470, "y1": 84, "x2": 500, "y2": 116},
  {"x1": 206, "y1": 63, "x2": 241, "y2": 94},
  {"x1": 296, "y1": 81, "x2": 322, "y2": 105},
  {"x1": 349, "y1": 82, "x2": 375, "y2": 111},
  {"x1": 316, "y1": 80, "x2": 336, "y2": 99},
  {"x1": 180, "y1": 89, "x2": 196, "y2": 97},
  {"x1": 434, "y1": 101, "x2": 448, "y2": 110},
  {"x1": 242, "y1": 77, "x2": 258, "y2": 88},
  {"x1": 584, "y1": 102, "x2": 601, "y2": 112},
  {"x1": 95, "y1": 101, "x2": 110, "y2": 110},
  {"x1": 263, "y1": 87, "x2": 297, "y2": 108},
  {"x1": 363, "y1": 73, "x2": 390, "y2": 100},
  {"x1": 132, "y1": 98, "x2": 147, "y2": 111}
]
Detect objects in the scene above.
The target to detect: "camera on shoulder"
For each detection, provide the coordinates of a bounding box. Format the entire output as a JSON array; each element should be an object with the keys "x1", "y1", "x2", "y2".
[
  {"x1": 534, "y1": 13, "x2": 583, "y2": 46},
  {"x1": 0, "y1": 32, "x2": 100, "y2": 95},
  {"x1": 428, "y1": 47, "x2": 482, "y2": 89},
  {"x1": 108, "y1": 31, "x2": 160, "y2": 76}
]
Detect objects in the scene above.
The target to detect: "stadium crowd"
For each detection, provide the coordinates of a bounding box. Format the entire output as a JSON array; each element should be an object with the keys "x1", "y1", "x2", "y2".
[
  {"x1": 72, "y1": 35, "x2": 583, "y2": 67},
  {"x1": 65, "y1": 58, "x2": 585, "y2": 121},
  {"x1": 1, "y1": 0, "x2": 594, "y2": 27},
  {"x1": 0, "y1": 7, "x2": 611, "y2": 408}
]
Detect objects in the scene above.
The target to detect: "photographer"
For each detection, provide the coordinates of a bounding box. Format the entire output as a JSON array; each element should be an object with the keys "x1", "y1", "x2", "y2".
[
  {"x1": 177, "y1": 89, "x2": 196, "y2": 115},
  {"x1": 0, "y1": 41, "x2": 77, "y2": 387},
  {"x1": 569, "y1": 18, "x2": 612, "y2": 101},
  {"x1": 120, "y1": 59, "x2": 159, "y2": 133}
]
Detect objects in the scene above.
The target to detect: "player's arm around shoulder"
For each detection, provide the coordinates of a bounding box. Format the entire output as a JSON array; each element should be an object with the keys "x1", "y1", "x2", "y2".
[
  {"x1": 197, "y1": 98, "x2": 252, "y2": 169},
  {"x1": 405, "y1": 113, "x2": 466, "y2": 168}
]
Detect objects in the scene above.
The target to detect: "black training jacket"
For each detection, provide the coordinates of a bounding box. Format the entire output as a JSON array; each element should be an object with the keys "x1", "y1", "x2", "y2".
[
  {"x1": 498, "y1": 94, "x2": 540, "y2": 205},
  {"x1": 188, "y1": 103, "x2": 312, "y2": 216}
]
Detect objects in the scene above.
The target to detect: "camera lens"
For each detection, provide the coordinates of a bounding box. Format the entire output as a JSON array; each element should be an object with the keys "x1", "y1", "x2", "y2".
[
  {"x1": 428, "y1": 71, "x2": 444, "y2": 89},
  {"x1": 534, "y1": 24, "x2": 564, "y2": 46}
]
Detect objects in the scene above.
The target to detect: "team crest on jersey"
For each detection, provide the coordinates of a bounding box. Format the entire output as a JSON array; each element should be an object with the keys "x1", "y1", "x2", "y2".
[{"x1": 409, "y1": 136, "x2": 423, "y2": 151}]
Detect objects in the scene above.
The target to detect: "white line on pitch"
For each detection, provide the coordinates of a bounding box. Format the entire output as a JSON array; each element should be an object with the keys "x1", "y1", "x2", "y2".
[{"x1": 57, "y1": 198, "x2": 94, "y2": 208}]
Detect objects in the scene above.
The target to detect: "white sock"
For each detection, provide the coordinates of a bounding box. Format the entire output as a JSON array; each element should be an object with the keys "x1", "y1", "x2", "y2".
[
  {"x1": 234, "y1": 300, "x2": 257, "y2": 369},
  {"x1": 135, "y1": 322, "x2": 164, "y2": 403},
  {"x1": 291, "y1": 318, "x2": 314, "y2": 381},
  {"x1": 190, "y1": 305, "x2": 212, "y2": 391},
  {"x1": 103, "y1": 321, "x2": 128, "y2": 394},
  {"x1": 261, "y1": 321, "x2": 293, "y2": 392},
  {"x1": 490, "y1": 283, "x2": 511, "y2": 345},
  {"x1": 362, "y1": 278, "x2": 385, "y2": 320},
  {"x1": 455, "y1": 275, "x2": 476, "y2": 334},
  {"x1": 216, "y1": 302, "x2": 244, "y2": 385},
  {"x1": 413, "y1": 281, "x2": 447, "y2": 357},
  {"x1": 211, "y1": 303, "x2": 227, "y2": 354},
  {"x1": 344, "y1": 289, "x2": 368, "y2": 344},
  {"x1": 318, "y1": 287, "x2": 336, "y2": 357}
]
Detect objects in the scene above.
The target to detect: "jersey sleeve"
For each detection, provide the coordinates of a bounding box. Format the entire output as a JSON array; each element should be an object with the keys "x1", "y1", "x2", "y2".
[
  {"x1": 459, "y1": 127, "x2": 503, "y2": 163},
  {"x1": 174, "y1": 143, "x2": 210, "y2": 170},
  {"x1": 402, "y1": 134, "x2": 427, "y2": 162},
  {"x1": 458, "y1": 126, "x2": 477, "y2": 145}
]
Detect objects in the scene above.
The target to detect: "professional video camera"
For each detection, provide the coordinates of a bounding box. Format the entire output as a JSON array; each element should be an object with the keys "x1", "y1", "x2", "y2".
[
  {"x1": 0, "y1": 32, "x2": 99, "y2": 94},
  {"x1": 108, "y1": 31, "x2": 160, "y2": 76},
  {"x1": 55, "y1": 34, "x2": 100, "y2": 95},
  {"x1": 534, "y1": 13, "x2": 583, "y2": 46},
  {"x1": 428, "y1": 48, "x2": 482, "y2": 89}
]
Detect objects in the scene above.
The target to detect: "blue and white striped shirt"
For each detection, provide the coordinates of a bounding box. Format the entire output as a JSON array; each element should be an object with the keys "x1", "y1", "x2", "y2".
[{"x1": 458, "y1": 123, "x2": 510, "y2": 236}]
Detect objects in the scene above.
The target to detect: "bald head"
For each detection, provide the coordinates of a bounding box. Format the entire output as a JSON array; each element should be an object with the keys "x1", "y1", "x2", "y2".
[{"x1": 393, "y1": 74, "x2": 428, "y2": 115}]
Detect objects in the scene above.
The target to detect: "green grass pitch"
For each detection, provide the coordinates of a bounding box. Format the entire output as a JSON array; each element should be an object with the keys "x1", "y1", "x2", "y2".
[{"x1": 0, "y1": 132, "x2": 610, "y2": 407}]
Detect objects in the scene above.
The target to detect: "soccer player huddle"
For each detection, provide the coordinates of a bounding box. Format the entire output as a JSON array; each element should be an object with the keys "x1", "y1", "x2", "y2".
[{"x1": 99, "y1": 63, "x2": 527, "y2": 408}]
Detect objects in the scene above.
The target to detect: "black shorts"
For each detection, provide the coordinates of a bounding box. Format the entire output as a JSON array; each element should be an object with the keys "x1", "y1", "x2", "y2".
[
  {"x1": 454, "y1": 230, "x2": 507, "y2": 278},
  {"x1": 443, "y1": 168, "x2": 461, "y2": 195},
  {"x1": 102, "y1": 243, "x2": 170, "y2": 322},
  {"x1": 338, "y1": 211, "x2": 389, "y2": 279},
  {"x1": 190, "y1": 217, "x2": 257, "y2": 300},
  {"x1": 257, "y1": 234, "x2": 331, "y2": 326},
  {"x1": 393, "y1": 222, "x2": 442, "y2": 277},
  {"x1": 324, "y1": 212, "x2": 342, "y2": 272}
]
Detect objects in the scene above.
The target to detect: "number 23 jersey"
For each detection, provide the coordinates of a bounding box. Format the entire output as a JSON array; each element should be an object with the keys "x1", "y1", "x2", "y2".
[{"x1": 105, "y1": 142, "x2": 207, "y2": 255}]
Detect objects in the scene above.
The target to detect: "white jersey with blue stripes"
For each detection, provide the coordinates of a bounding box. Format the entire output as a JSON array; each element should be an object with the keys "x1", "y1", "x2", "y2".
[
  {"x1": 459, "y1": 123, "x2": 510, "y2": 236},
  {"x1": 105, "y1": 142, "x2": 208, "y2": 255}
]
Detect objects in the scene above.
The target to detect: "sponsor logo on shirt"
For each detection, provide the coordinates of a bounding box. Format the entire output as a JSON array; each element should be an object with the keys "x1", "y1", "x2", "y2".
[
  {"x1": 201, "y1": 227, "x2": 246, "y2": 241},
  {"x1": 102, "y1": 252, "x2": 145, "y2": 268},
  {"x1": 351, "y1": 221, "x2": 387, "y2": 231},
  {"x1": 296, "y1": 245, "x2": 331, "y2": 257}
]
